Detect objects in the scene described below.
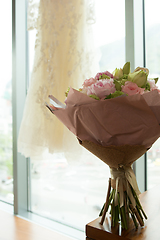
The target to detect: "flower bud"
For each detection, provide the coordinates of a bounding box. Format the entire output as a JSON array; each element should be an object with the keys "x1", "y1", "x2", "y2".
[
  {"x1": 123, "y1": 62, "x2": 130, "y2": 75},
  {"x1": 112, "y1": 68, "x2": 123, "y2": 79},
  {"x1": 133, "y1": 67, "x2": 149, "y2": 75},
  {"x1": 127, "y1": 70, "x2": 147, "y2": 87}
]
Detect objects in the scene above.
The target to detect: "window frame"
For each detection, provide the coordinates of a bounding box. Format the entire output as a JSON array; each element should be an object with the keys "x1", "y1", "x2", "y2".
[
  {"x1": 125, "y1": 0, "x2": 147, "y2": 192},
  {"x1": 12, "y1": 0, "x2": 29, "y2": 215}
]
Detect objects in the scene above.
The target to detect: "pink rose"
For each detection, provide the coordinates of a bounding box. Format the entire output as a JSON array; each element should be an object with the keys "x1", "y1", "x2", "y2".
[
  {"x1": 91, "y1": 79, "x2": 116, "y2": 99},
  {"x1": 122, "y1": 81, "x2": 145, "y2": 96},
  {"x1": 95, "y1": 71, "x2": 113, "y2": 80},
  {"x1": 83, "y1": 77, "x2": 97, "y2": 87},
  {"x1": 86, "y1": 85, "x2": 95, "y2": 96},
  {"x1": 147, "y1": 79, "x2": 158, "y2": 91}
]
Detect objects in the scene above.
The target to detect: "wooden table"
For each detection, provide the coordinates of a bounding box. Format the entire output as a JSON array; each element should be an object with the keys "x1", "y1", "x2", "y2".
[
  {"x1": 0, "y1": 209, "x2": 75, "y2": 240},
  {"x1": 86, "y1": 184, "x2": 160, "y2": 240}
]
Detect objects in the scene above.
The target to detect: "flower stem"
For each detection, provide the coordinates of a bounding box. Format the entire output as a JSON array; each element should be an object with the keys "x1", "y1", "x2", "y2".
[
  {"x1": 131, "y1": 212, "x2": 138, "y2": 229},
  {"x1": 130, "y1": 184, "x2": 147, "y2": 219}
]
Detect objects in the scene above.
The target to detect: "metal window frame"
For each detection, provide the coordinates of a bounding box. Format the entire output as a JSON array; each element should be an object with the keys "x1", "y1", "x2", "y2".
[
  {"x1": 125, "y1": 0, "x2": 147, "y2": 192},
  {"x1": 12, "y1": 0, "x2": 29, "y2": 215}
]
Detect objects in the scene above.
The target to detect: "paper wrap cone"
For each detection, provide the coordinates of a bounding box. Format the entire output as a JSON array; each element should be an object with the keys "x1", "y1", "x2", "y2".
[{"x1": 78, "y1": 139, "x2": 147, "y2": 168}]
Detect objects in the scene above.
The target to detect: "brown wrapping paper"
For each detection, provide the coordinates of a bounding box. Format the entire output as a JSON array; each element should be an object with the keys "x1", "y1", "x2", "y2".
[
  {"x1": 78, "y1": 140, "x2": 145, "y2": 208},
  {"x1": 78, "y1": 139, "x2": 147, "y2": 168}
]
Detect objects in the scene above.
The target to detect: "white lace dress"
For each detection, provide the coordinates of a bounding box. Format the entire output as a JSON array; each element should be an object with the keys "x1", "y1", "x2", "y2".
[{"x1": 18, "y1": 0, "x2": 97, "y2": 157}]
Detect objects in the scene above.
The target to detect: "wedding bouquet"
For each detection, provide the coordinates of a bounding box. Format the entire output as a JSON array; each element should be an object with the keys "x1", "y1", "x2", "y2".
[{"x1": 46, "y1": 62, "x2": 160, "y2": 230}]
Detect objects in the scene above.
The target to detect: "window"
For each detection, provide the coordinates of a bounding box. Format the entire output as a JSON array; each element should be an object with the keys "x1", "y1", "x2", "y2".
[
  {"x1": 28, "y1": 0, "x2": 125, "y2": 232},
  {"x1": 0, "y1": 0, "x2": 13, "y2": 204},
  {"x1": 93, "y1": 0, "x2": 125, "y2": 72},
  {"x1": 145, "y1": 0, "x2": 160, "y2": 189}
]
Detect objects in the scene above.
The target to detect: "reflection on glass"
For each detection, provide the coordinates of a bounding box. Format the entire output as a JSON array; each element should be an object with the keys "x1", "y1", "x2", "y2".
[
  {"x1": 145, "y1": 0, "x2": 160, "y2": 189},
  {"x1": 31, "y1": 149, "x2": 110, "y2": 230},
  {"x1": 0, "y1": 1, "x2": 13, "y2": 203},
  {"x1": 29, "y1": 0, "x2": 125, "y2": 230}
]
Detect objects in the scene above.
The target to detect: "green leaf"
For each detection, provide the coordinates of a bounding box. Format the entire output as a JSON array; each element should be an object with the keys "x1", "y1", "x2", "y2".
[
  {"x1": 105, "y1": 91, "x2": 126, "y2": 100},
  {"x1": 145, "y1": 82, "x2": 150, "y2": 91},
  {"x1": 105, "y1": 94, "x2": 112, "y2": 99},
  {"x1": 123, "y1": 74, "x2": 128, "y2": 79},
  {"x1": 65, "y1": 87, "x2": 70, "y2": 97},
  {"x1": 114, "y1": 79, "x2": 122, "y2": 91},
  {"x1": 154, "y1": 77, "x2": 159, "y2": 84},
  {"x1": 149, "y1": 77, "x2": 159, "y2": 84},
  {"x1": 99, "y1": 74, "x2": 110, "y2": 80},
  {"x1": 89, "y1": 94, "x2": 100, "y2": 100},
  {"x1": 120, "y1": 79, "x2": 127, "y2": 85}
]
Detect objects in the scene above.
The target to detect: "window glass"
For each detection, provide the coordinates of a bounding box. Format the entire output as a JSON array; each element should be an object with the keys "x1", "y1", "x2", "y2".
[
  {"x1": 93, "y1": 0, "x2": 125, "y2": 72},
  {"x1": 145, "y1": 0, "x2": 160, "y2": 189},
  {"x1": 29, "y1": 0, "x2": 125, "y2": 231},
  {"x1": 0, "y1": 1, "x2": 13, "y2": 203}
]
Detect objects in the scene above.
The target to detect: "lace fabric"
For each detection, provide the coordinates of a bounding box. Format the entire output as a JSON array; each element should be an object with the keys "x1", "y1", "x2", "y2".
[
  {"x1": 18, "y1": 0, "x2": 97, "y2": 157},
  {"x1": 27, "y1": 0, "x2": 96, "y2": 30},
  {"x1": 27, "y1": 0, "x2": 40, "y2": 30}
]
